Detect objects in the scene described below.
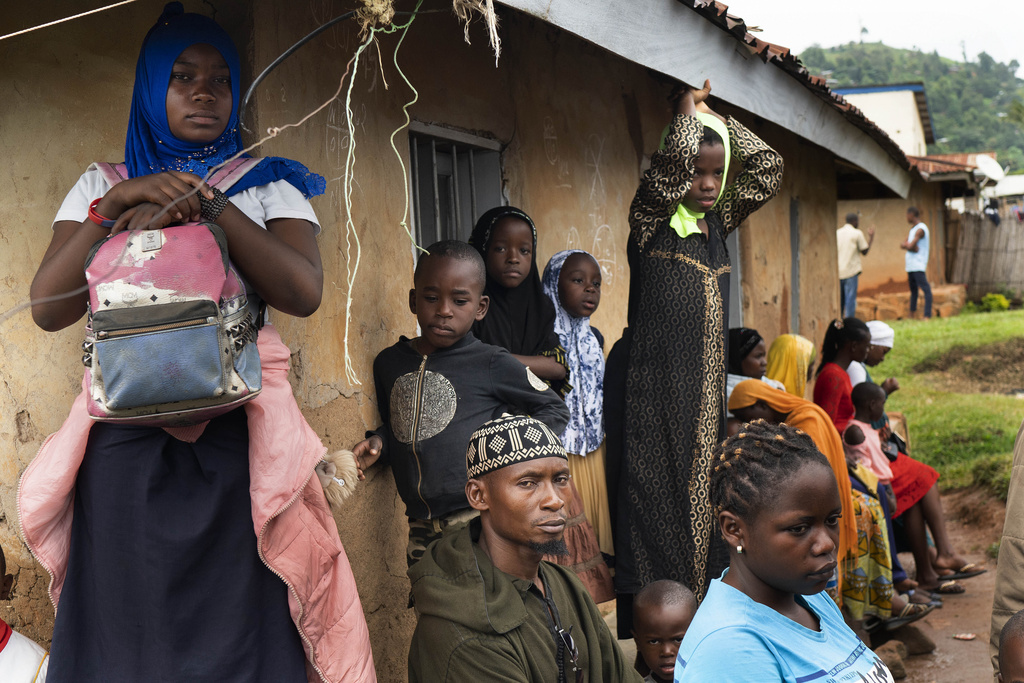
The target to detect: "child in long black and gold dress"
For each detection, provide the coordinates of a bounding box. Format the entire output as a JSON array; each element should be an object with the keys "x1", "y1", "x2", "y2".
[{"x1": 617, "y1": 80, "x2": 784, "y2": 611}]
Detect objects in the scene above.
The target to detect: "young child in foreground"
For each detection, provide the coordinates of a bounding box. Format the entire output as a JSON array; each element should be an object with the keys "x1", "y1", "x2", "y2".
[
  {"x1": 632, "y1": 580, "x2": 696, "y2": 683},
  {"x1": 353, "y1": 240, "x2": 569, "y2": 566},
  {"x1": 0, "y1": 544, "x2": 48, "y2": 682},
  {"x1": 675, "y1": 419, "x2": 894, "y2": 682},
  {"x1": 1000, "y1": 609, "x2": 1024, "y2": 683}
]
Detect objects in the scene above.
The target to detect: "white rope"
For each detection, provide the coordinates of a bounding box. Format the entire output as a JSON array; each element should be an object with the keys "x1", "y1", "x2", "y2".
[{"x1": 0, "y1": 1, "x2": 139, "y2": 42}]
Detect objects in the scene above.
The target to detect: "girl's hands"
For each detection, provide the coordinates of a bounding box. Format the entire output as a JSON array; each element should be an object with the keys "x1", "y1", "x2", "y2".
[
  {"x1": 671, "y1": 79, "x2": 720, "y2": 119},
  {"x1": 691, "y1": 79, "x2": 727, "y2": 122},
  {"x1": 690, "y1": 79, "x2": 712, "y2": 106},
  {"x1": 110, "y1": 202, "x2": 182, "y2": 234},
  {"x1": 98, "y1": 171, "x2": 214, "y2": 226}
]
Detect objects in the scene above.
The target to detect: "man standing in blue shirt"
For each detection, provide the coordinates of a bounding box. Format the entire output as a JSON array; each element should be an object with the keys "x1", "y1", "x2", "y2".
[{"x1": 901, "y1": 206, "x2": 932, "y2": 319}]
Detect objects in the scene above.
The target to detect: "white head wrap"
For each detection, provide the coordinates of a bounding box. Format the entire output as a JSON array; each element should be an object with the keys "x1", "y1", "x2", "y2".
[{"x1": 866, "y1": 320, "x2": 895, "y2": 348}]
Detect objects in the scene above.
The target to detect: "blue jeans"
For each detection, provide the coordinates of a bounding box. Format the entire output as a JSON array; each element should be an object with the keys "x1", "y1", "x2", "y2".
[
  {"x1": 840, "y1": 275, "x2": 859, "y2": 318},
  {"x1": 908, "y1": 271, "x2": 932, "y2": 318}
]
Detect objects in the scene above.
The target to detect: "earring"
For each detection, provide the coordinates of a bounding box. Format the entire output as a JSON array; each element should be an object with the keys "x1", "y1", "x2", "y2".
[{"x1": 736, "y1": 545, "x2": 744, "y2": 555}]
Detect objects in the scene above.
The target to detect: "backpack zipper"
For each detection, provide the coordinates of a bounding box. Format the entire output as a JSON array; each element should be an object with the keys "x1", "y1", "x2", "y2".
[
  {"x1": 411, "y1": 353, "x2": 432, "y2": 519},
  {"x1": 95, "y1": 316, "x2": 215, "y2": 339}
]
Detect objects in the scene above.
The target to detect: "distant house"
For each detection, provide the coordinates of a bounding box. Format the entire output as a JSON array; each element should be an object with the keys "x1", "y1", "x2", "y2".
[
  {"x1": 835, "y1": 83, "x2": 935, "y2": 157},
  {"x1": 0, "y1": 0, "x2": 919, "y2": 676},
  {"x1": 987, "y1": 173, "x2": 1024, "y2": 205}
]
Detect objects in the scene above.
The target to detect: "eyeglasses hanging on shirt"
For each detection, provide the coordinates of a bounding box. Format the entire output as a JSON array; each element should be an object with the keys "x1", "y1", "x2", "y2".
[{"x1": 536, "y1": 569, "x2": 583, "y2": 683}]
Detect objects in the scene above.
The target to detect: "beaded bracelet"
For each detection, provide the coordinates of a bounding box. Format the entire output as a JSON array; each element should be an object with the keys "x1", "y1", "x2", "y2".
[
  {"x1": 88, "y1": 198, "x2": 116, "y2": 229},
  {"x1": 200, "y1": 187, "x2": 230, "y2": 222}
]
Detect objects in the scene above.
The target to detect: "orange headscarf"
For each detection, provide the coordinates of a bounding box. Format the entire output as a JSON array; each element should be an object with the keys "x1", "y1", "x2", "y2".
[
  {"x1": 728, "y1": 379, "x2": 858, "y2": 594},
  {"x1": 765, "y1": 334, "x2": 816, "y2": 398}
]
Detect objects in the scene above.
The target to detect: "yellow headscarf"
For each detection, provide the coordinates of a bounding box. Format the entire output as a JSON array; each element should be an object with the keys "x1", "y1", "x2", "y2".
[
  {"x1": 728, "y1": 379, "x2": 858, "y2": 597},
  {"x1": 765, "y1": 334, "x2": 817, "y2": 398}
]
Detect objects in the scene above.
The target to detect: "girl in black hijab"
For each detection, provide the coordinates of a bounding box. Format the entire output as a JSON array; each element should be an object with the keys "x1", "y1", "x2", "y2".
[{"x1": 469, "y1": 206, "x2": 570, "y2": 394}]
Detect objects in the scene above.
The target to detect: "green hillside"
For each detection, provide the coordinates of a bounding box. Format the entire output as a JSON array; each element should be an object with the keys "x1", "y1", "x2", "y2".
[{"x1": 799, "y1": 42, "x2": 1024, "y2": 172}]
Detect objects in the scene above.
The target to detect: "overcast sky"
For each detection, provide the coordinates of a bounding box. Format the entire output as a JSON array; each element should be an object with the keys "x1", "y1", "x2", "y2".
[{"x1": 720, "y1": 0, "x2": 1022, "y2": 69}]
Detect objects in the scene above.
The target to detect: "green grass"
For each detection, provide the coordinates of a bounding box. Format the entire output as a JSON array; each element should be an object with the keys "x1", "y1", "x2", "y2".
[{"x1": 872, "y1": 310, "x2": 1024, "y2": 497}]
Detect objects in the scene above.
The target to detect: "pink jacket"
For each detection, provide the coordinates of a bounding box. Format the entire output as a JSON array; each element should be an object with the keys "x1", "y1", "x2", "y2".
[{"x1": 17, "y1": 326, "x2": 376, "y2": 683}]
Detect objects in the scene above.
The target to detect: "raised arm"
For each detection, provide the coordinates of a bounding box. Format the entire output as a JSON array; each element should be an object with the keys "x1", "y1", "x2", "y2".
[
  {"x1": 861, "y1": 228, "x2": 875, "y2": 255},
  {"x1": 628, "y1": 90, "x2": 704, "y2": 252},
  {"x1": 715, "y1": 119, "x2": 784, "y2": 234}
]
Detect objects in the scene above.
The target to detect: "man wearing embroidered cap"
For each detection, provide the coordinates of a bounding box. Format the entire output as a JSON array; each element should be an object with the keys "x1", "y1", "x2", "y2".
[
  {"x1": 847, "y1": 320, "x2": 899, "y2": 395},
  {"x1": 408, "y1": 415, "x2": 641, "y2": 683}
]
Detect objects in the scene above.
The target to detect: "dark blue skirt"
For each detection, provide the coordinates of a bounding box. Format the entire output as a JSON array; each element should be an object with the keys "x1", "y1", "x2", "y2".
[{"x1": 47, "y1": 409, "x2": 307, "y2": 682}]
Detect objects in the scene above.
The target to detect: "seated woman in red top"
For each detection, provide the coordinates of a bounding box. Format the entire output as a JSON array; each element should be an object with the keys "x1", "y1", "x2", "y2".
[
  {"x1": 812, "y1": 318, "x2": 870, "y2": 433},
  {"x1": 813, "y1": 318, "x2": 980, "y2": 595}
]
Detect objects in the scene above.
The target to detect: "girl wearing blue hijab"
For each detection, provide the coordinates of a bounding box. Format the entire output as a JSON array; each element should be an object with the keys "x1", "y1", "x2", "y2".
[{"x1": 29, "y1": 4, "x2": 333, "y2": 681}]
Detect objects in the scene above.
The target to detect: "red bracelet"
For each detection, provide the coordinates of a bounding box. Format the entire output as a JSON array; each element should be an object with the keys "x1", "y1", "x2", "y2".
[{"x1": 88, "y1": 198, "x2": 116, "y2": 229}]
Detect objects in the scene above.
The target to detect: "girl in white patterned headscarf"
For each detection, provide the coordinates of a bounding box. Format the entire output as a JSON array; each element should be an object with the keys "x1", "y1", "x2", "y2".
[{"x1": 542, "y1": 249, "x2": 614, "y2": 558}]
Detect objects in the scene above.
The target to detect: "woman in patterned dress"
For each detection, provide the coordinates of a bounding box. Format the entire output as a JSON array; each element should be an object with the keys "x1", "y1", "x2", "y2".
[{"x1": 616, "y1": 79, "x2": 784, "y2": 613}]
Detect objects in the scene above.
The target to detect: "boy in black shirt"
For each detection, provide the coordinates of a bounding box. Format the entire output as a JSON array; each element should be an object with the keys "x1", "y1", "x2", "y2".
[{"x1": 353, "y1": 240, "x2": 569, "y2": 566}]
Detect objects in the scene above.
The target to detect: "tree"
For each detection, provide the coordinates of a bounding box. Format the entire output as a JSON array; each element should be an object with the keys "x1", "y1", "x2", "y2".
[{"x1": 798, "y1": 42, "x2": 1024, "y2": 172}]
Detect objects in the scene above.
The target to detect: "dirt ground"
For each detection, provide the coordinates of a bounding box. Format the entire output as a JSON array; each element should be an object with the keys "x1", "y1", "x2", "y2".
[
  {"x1": 914, "y1": 338, "x2": 1024, "y2": 395},
  {"x1": 603, "y1": 487, "x2": 1007, "y2": 681},
  {"x1": 898, "y1": 487, "x2": 1005, "y2": 683}
]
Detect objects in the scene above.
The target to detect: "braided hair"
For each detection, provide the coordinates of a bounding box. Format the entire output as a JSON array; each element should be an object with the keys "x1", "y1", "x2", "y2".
[
  {"x1": 815, "y1": 317, "x2": 869, "y2": 376},
  {"x1": 710, "y1": 419, "x2": 832, "y2": 522}
]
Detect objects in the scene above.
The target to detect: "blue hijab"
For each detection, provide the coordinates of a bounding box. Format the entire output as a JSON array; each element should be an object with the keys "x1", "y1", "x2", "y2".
[{"x1": 125, "y1": 2, "x2": 325, "y2": 198}]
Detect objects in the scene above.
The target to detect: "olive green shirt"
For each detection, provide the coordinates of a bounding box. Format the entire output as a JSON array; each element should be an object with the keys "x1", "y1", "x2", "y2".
[{"x1": 408, "y1": 520, "x2": 641, "y2": 683}]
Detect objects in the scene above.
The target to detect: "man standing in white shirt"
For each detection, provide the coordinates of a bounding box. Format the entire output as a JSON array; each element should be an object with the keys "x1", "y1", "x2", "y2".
[
  {"x1": 901, "y1": 207, "x2": 932, "y2": 319},
  {"x1": 836, "y1": 212, "x2": 874, "y2": 318}
]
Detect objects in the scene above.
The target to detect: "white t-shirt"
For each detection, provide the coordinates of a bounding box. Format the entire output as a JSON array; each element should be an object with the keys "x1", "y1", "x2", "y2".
[
  {"x1": 0, "y1": 627, "x2": 49, "y2": 682},
  {"x1": 904, "y1": 222, "x2": 929, "y2": 273},
  {"x1": 54, "y1": 167, "x2": 320, "y2": 233},
  {"x1": 847, "y1": 361, "x2": 868, "y2": 387}
]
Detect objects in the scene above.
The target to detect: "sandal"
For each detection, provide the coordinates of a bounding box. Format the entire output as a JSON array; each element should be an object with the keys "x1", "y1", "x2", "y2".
[
  {"x1": 940, "y1": 563, "x2": 987, "y2": 581},
  {"x1": 904, "y1": 589, "x2": 942, "y2": 608},
  {"x1": 920, "y1": 580, "x2": 966, "y2": 596},
  {"x1": 883, "y1": 602, "x2": 935, "y2": 631}
]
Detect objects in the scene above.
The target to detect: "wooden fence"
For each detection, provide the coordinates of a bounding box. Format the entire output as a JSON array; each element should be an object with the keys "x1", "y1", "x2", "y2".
[{"x1": 949, "y1": 209, "x2": 1024, "y2": 300}]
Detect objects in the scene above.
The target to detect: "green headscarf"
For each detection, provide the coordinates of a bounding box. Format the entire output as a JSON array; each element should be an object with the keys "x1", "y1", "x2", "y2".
[{"x1": 658, "y1": 112, "x2": 731, "y2": 238}]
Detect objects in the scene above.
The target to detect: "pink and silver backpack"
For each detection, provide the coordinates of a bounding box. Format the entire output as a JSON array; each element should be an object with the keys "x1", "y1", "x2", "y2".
[{"x1": 82, "y1": 159, "x2": 264, "y2": 426}]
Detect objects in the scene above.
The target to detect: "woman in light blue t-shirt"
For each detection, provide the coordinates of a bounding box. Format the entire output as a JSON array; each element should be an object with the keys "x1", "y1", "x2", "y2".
[{"x1": 675, "y1": 420, "x2": 894, "y2": 683}]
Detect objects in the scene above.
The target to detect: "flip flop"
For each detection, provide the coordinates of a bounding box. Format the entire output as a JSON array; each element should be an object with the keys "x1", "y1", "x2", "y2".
[
  {"x1": 940, "y1": 563, "x2": 987, "y2": 581},
  {"x1": 883, "y1": 602, "x2": 935, "y2": 631},
  {"x1": 921, "y1": 580, "x2": 966, "y2": 596},
  {"x1": 904, "y1": 589, "x2": 942, "y2": 608}
]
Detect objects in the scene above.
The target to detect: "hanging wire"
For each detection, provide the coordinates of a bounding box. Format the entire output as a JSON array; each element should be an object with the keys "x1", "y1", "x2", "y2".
[
  {"x1": 239, "y1": 7, "x2": 445, "y2": 133},
  {"x1": 0, "y1": 0, "x2": 139, "y2": 42},
  {"x1": 239, "y1": 10, "x2": 357, "y2": 133},
  {"x1": 386, "y1": 0, "x2": 426, "y2": 254}
]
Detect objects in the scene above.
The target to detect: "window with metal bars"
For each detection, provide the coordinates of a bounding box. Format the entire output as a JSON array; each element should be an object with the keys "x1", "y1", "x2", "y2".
[{"x1": 409, "y1": 123, "x2": 503, "y2": 245}]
